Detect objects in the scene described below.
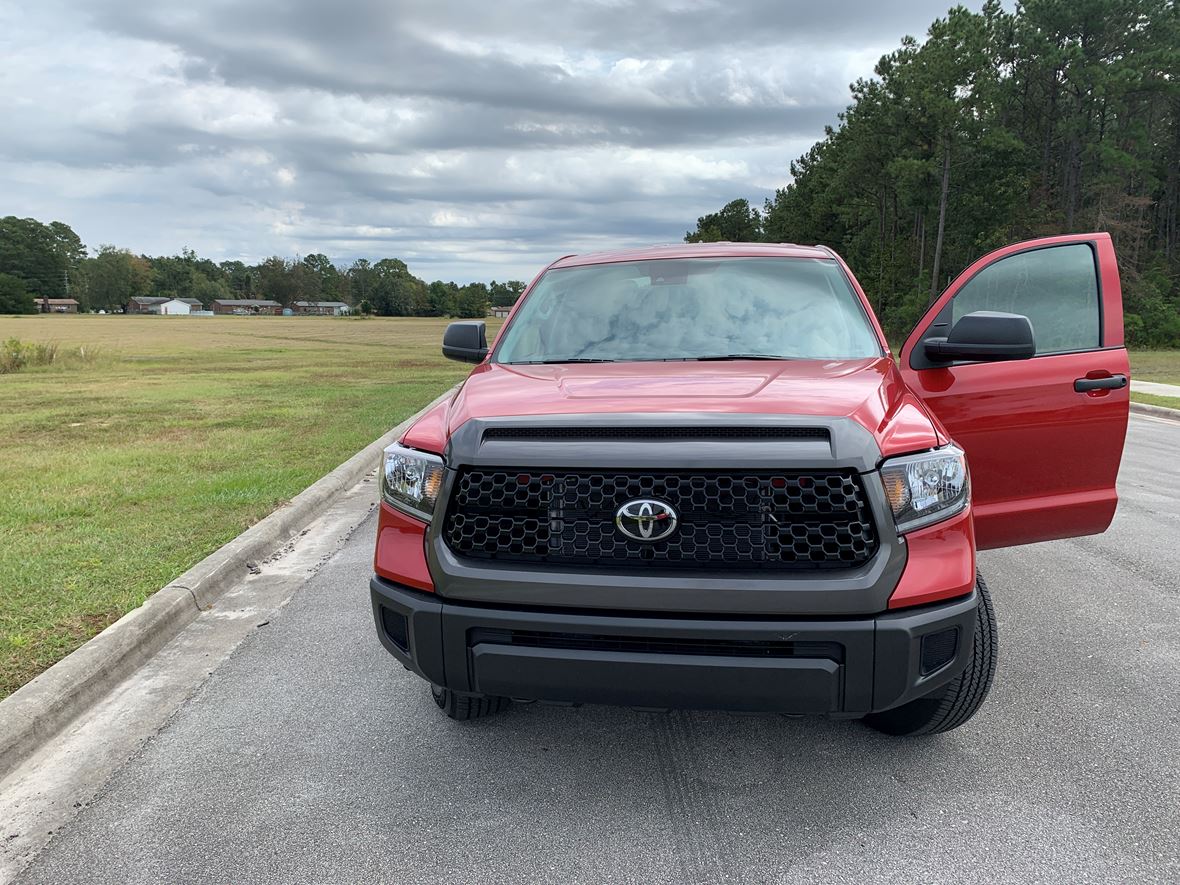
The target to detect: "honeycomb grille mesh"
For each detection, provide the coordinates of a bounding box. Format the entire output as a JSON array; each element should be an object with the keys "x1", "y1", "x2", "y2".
[{"x1": 443, "y1": 469, "x2": 878, "y2": 570}]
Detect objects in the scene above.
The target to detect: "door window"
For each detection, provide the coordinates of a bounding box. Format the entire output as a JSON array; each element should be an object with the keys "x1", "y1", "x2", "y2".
[{"x1": 951, "y1": 243, "x2": 1100, "y2": 354}]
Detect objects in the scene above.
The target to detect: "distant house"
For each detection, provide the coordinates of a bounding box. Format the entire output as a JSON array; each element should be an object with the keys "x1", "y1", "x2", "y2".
[
  {"x1": 489, "y1": 306, "x2": 512, "y2": 319},
  {"x1": 293, "y1": 301, "x2": 352, "y2": 316},
  {"x1": 127, "y1": 296, "x2": 205, "y2": 314},
  {"x1": 211, "y1": 299, "x2": 283, "y2": 316},
  {"x1": 126, "y1": 296, "x2": 170, "y2": 314},
  {"x1": 158, "y1": 298, "x2": 193, "y2": 315},
  {"x1": 36, "y1": 298, "x2": 80, "y2": 314}
]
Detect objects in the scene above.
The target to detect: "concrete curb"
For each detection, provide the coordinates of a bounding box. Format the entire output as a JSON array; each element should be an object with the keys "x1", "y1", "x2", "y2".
[
  {"x1": 1130, "y1": 400, "x2": 1180, "y2": 422},
  {"x1": 0, "y1": 386, "x2": 456, "y2": 782}
]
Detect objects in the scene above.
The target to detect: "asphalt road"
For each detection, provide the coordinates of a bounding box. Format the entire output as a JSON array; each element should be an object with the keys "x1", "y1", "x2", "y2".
[{"x1": 16, "y1": 415, "x2": 1180, "y2": 884}]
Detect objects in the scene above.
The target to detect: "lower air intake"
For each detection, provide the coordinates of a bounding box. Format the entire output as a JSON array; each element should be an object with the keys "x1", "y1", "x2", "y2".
[{"x1": 920, "y1": 627, "x2": 959, "y2": 675}]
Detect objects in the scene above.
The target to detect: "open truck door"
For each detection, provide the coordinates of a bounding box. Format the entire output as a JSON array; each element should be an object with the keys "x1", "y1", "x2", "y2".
[{"x1": 899, "y1": 233, "x2": 1130, "y2": 550}]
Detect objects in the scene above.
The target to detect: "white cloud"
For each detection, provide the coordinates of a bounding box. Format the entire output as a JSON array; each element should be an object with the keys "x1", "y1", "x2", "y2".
[{"x1": 0, "y1": 0, "x2": 976, "y2": 282}]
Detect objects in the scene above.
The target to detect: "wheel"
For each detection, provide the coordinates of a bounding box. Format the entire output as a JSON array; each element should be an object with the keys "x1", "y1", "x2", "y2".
[
  {"x1": 864, "y1": 572, "x2": 998, "y2": 736},
  {"x1": 431, "y1": 685, "x2": 510, "y2": 720}
]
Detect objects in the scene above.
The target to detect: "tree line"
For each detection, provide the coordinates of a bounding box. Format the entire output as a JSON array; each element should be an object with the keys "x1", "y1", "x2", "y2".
[
  {"x1": 686, "y1": 0, "x2": 1180, "y2": 347},
  {"x1": 0, "y1": 216, "x2": 526, "y2": 318}
]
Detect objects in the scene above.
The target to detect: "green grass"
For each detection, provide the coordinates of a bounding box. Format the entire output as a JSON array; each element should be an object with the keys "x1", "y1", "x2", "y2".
[
  {"x1": 1128, "y1": 351, "x2": 1180, "y2": 411},
  {"x1": 0, "y1": 315, "x2": 498, "y2": 698},
  {"x1": 1131, "y1": 391, "x2": 1180, "y2": 411},
  {"x1": 1128, "y1": 350, "x2": 1180, "y2": 387}
]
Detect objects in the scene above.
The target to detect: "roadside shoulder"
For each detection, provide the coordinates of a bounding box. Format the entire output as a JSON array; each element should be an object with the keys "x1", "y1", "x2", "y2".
[
  {"x1": 0, "y1": 386, "x2": 456, "y2": 783},
  {"x1": 1130, "y1": 399, "x2": 1180, "y2": 422}
]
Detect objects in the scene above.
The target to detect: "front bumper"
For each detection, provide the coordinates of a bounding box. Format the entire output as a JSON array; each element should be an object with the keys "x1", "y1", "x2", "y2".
[{"x1": 371, "y1": 575, "x2": 978, "y2": 716}]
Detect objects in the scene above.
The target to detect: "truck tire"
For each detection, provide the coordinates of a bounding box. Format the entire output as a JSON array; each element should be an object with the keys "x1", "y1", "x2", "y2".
[
  {"x1": 431, "y1": 685, "x2": 510, "y2": 720},
  {"x1": 864, "y1": 573, "x2": 997, "y2": 736}
]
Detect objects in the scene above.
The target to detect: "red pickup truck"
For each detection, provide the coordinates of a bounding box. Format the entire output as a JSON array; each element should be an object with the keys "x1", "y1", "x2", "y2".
[{"x1": 370, "y1": 234, "x2": 1129, "y2": 735}]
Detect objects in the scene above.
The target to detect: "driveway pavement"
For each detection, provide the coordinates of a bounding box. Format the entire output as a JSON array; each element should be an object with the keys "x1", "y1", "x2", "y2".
[
  {"x1": 1132, "y1": 379, "x2": 1180, "y2": 398},
  {"x1": 13, "y1": 415, "x2": 1180, "y2": 885}
]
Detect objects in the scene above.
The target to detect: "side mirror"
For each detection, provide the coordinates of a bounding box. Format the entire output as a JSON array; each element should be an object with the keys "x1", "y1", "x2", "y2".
[
  {"x1": 924, "y1": 311, "x2": 1035, "y2": 363},
  {"x1": 442, "y1": 321, "x2": 488, "y2": 363}
]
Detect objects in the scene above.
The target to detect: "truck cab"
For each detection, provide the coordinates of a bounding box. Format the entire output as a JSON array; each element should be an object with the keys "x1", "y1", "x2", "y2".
[{"x1": 370, "y1": 235, "x2": 1129, "y2": 734}]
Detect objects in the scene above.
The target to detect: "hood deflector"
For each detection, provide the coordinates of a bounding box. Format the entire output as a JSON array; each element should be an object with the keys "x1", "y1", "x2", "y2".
[{"x1": 480, "y1": 426, "x2": 829, "y2": 444}]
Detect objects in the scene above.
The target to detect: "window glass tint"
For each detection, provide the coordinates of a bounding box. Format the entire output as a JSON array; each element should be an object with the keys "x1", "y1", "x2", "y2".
[
  {"x1": 495, "y1": 258, "x2": 881, "y2": 363},
  {"x1": 951, "y1": 243, "x2": 1099, "y2": 354}
]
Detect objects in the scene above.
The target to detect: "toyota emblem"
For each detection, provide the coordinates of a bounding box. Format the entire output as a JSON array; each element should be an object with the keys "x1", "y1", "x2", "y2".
[{"x1": 615, "y1": 499, "x2": 678, "y2": 542}]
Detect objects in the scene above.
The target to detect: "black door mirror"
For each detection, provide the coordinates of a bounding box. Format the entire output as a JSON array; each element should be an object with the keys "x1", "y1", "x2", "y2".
[
  {"x1": 924, "y1": 311, "x2": 1035, "y2": 363},
  {"x1": 442, "y1": 321, "x2": 488, "y2": 363}
]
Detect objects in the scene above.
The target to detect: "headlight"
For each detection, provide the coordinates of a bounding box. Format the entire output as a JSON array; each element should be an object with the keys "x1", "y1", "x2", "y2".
[
  {"x1": 879, "y1": 445, "x2": 969, "y2": 534},
  {"x1": 381, "y1": 443, "x2": 444, "y2": 522}
]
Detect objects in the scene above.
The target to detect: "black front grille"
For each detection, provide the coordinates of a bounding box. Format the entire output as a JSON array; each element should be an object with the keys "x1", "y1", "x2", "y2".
[
  {"x1": 481, "y1": 426, "x2": 829, "y2": 443},
  {"x1": 443, "y1": 468, "x2": 878, "y2": 570},
  {"x1": 470, "y1": 628, "x2": 844, "y2": 661}
]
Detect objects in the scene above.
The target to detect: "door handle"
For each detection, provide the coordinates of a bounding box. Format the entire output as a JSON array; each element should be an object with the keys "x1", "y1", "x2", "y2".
[{"x1": 1074, "y1": 374, "x2": 1127, "y2": 392}]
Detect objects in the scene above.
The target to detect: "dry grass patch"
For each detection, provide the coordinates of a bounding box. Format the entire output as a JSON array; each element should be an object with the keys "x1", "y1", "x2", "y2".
[{"x1": 1128, "y1": 350, "x2": 1180, "y2": 386}]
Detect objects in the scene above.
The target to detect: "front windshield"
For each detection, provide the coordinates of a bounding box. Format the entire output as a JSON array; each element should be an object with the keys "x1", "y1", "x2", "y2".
[{"x1": 494, "y1": 257, "x2": 881, "y2": 364}]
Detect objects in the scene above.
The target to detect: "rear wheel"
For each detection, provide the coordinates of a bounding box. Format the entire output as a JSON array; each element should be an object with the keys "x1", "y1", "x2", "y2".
[
  {"x1": 431, "y1": 685, "x2": 510, "y2": 720},
  {"x1": 864, "y1": 573, "x2": 997, "y2": 736}
]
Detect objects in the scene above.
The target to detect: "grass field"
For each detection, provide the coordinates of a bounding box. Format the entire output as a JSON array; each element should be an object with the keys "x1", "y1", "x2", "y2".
[
  {"x1": 1125, "y1": 350, "x2": 1180, "y2": 386},
  {"x1": 1133, "y1": 391, "x2": 1180, "y2": 409},
  {"x1": 0, "y1": 315, "x2": 498, "y2": 698},
  {"x1": 1126, "y1": 350, "x2": 1180, "y2": 410},
  {"x1": 0, "y1": 318, "x2": 1175, "y2": 698}
]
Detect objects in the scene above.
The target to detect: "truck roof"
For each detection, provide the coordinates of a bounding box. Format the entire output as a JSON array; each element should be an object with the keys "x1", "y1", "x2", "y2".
[{"x1": 549, "y1": 242, "x2": 833, "y2": 269}]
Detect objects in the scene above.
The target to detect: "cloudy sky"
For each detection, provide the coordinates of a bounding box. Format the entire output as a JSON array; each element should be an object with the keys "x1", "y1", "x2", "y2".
[{"x1": 1, "y1": 0, "x2": 970, "y2": 282}]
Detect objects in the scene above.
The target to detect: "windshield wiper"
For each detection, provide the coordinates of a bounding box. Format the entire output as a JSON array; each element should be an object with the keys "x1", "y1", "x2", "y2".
[
  {"x1": 692, "y1": 353, "x2": 796, "y2": 361},
  {"x1": 510, "y1": 358, "x2": 615, "y2": 364},
  {"x1": 509, "y1": 355, "x2": 793, "y2": 364}
]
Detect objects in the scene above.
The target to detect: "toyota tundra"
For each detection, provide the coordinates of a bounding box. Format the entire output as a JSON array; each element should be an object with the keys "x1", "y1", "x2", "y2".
[{"x1": 370, "y1": 235, "x2": 1129, "y2": 735}]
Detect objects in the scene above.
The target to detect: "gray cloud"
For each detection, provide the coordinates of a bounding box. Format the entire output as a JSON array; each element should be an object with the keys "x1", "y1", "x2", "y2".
[{"x1": 0, "y1": 0, "x2": 976, "y2": 281}]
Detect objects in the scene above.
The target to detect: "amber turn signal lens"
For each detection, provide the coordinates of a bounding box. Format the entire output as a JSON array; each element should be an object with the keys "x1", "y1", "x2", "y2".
[
  {"x1": 424, "y1": 466, "x2": 443, "y2": 502},
  {"x1": 882, "y1": 470, "x2": 912, "y2": 515}
]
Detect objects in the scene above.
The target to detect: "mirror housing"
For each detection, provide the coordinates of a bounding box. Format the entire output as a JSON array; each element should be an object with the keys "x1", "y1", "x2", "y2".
[
  {"x1": 923, "y1": 311, "x2": 1035, "y2": 363},
  {"x1": 442, "y1": 321, "x2": 488, "y2": 363}
]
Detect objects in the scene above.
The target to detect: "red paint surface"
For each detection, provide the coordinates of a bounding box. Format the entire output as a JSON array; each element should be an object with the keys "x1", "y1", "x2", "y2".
[
  {"x1": 422, "y1": 242, "x2": 942, "y2": 460},
  {"x1": 887, "y1": 508, "x2": 976, "y2": 609},
  {"x1": 444, "y1": 358, "x2": 941, "y2": 458},
  {"x1": 379, "y1": 236, "x2": 1130, "y2": 599},
  {"x1": 374, "y1": 503, "x2": 434, "y2": 592},
  {"x1": 900, "y1": 233, "x2": 1129, "y2": 549},
  {"x1": 400, "y1": 397, "x2": 452, "y2": 454}
]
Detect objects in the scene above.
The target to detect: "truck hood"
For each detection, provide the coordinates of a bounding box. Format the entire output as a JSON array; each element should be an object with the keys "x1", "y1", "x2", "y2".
[{"x1": 403, "y1": 357, "x2": 942, "y2": 458}]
